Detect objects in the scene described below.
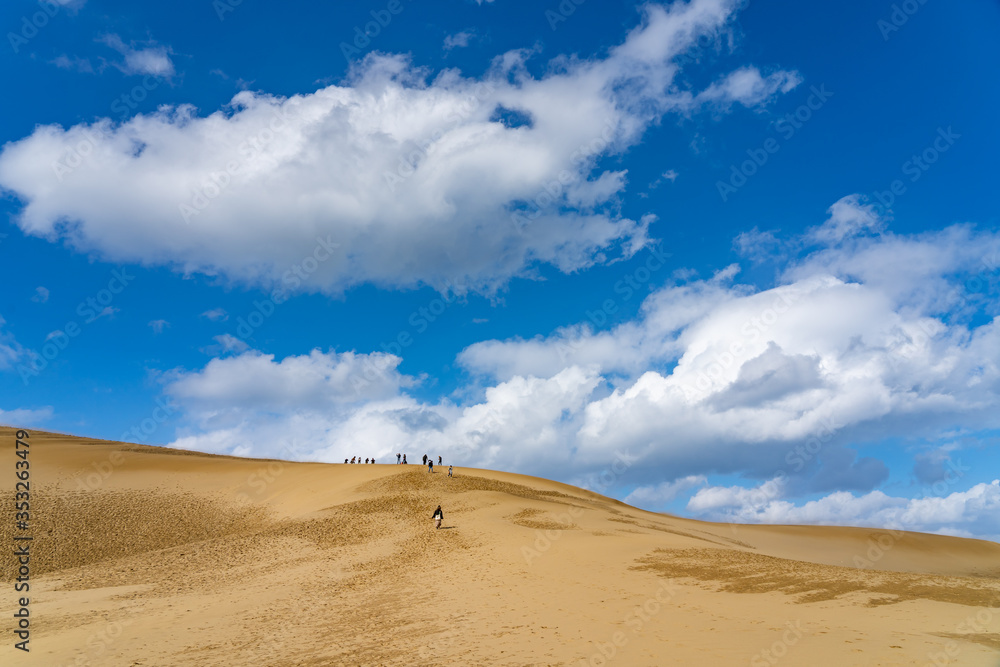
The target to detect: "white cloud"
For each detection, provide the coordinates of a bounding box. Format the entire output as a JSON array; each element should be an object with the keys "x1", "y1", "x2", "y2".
[
  {"x1": 51, "y1": 54, "x2": 94, "y2": 73},
  {"x1": 806, "y1": 194, "x2": 883, "y2": 245},
  {"x1": 99, "y1": 34, "x2": 175, "y2": 77},
  {"x1": 733, "y1": 226, "x2": 782, "y2": 263},
  {"x1": 0, "y1": 316, "x2": 24, "y2": 370},
  {"x1": 687, "y1": 476, "x2": 786, "y2": 511},
  {"x1": 693, "y1": 66, "x2": 802, "y2": 111},
  {"x1": 625, "y1": 475, "x2": 707, "y2": 507},
  {"x1": 149, "y1": 319, "x2": 169, "y2": 333},
  {"x1": 200, "y1": 333, "x2": 249, "y2": 356},
  {"x1": 167, "y1": 349, "x2": 414, "y2": 414},
  {"x1": 456, "y1": 206, "x2": 1000, "y2": 487},
  {"x1": 165, "y1": 349, "x2": 599, "y2": 468},
  {"x1": 444, "y1": 30, "x2": 475, "y2": 51},
  {"x1": 688, "y1": 478, "x2": 1000, "y2": 542},
  {"x1": 153, "y1": 199, "x2": 1000, "y2": 539},
  {"x1": 0, "y1": 406, "x2": 54, "y2": 426},
  {"x1": 0, "y1": 0, "x2": 798, "y2": 295},
  {"x1": 168, "y1": 227, "x2": 999, "y2": 474},
  {"x1": 201, "y1": 308, "x2": 229, "y2": 322},
  {"x1": 31, "y1": 286, "x2": 50, "y2": 303}
]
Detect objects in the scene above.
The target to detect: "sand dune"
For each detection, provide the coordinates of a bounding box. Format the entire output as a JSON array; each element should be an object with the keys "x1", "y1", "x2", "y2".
[{"x1": 2, "y1": 427, "x2": 999, "y2": 666}]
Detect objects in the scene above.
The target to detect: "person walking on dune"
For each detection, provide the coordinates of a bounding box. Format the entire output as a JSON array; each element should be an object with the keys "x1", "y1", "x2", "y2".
[
  {"x1": 432, "y1": 505, "x2": 443, "y2": 529},
  {"x1": 448, "y1": 465, "x2": 453, "y2": 478},
  {"x1": 397, "y1": 453, "x2": 401, "y2": 464},
  {"x1": 428, "y1": 459, "x2": 434, "y2": 473}
]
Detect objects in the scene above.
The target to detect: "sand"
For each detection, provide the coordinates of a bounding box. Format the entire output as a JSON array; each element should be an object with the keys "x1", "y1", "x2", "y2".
[{"x1": 2, "y1": 426, "x2": 998, "y2": 666}]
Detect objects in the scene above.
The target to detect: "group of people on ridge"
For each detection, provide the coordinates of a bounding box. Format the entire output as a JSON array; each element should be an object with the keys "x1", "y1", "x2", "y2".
[{"x1": 342, "y1": 453, "x2": 451, "y2": 530}]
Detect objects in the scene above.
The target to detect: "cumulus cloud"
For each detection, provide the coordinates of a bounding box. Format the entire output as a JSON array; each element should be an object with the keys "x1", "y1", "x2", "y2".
[
  {"x1": 158, "y1": 200, "x2": 1000, "y2": 517},
  {"x1": 165, "y1": 349, "x2": 599, "y2": 468},
  {"x1": 625, "y1": 475, "x2": 707, "y2": 507},
  {"x1": 31, "y1": 286, "x2": 50, "y2": 303},
  {"x1": 0, "y1": 0, "x2": 798, "y2": 295},
  {"x1": 687, "y1": 478, "x2": 1000, "y2": 542}
]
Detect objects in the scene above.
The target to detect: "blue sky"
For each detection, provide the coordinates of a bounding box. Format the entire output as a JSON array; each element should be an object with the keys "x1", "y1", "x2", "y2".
[{"x1": 2, "y1": 0, "x2": 999, "y2": 540}]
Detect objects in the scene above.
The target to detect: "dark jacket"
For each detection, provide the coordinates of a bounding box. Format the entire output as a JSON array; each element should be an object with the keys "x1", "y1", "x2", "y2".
[{"x1": 432, "y1": 508, "x2": 443, "y2": 520}]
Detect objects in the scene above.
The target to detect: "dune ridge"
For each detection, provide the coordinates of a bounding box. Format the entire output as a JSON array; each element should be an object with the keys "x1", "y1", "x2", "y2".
[{"x1": 2, "y1": 427, "x2": 999, "y2": 666}]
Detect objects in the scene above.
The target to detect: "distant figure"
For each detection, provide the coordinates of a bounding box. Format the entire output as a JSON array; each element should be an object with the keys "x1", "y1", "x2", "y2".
[
  {"x1": 344, "y1": 458, "x2": 348, "y2": 464},
  {"x1": 448, "y1": 465, "x2": 453, "y2": 478},
  {"x1": 371, "y1": 458, "x2": 375, "y2": 464},
  {"x1": 428, "y1": 459, "x2": 434, "y2": 473},
  {"x1": 438, "y1": 455, "x2": 442, "y2": 465},
  {"x1": 351, "y1": 456, "x2": 356, "y2": 464},
  {"x1": 402, "y1": 454, "x2": 407, "y2": 464},
  {"x1": 422, "y1": 454, "x2": 428, "y2": 465},
  {"x1": 364, "y1": 458, "x2": 368, "y2": 464},
  {"x1": 432, "y1": 505, "x2": 443, "y2": 529},
  {"x1": 397, "y1": 453, "x2": 401, "y2": 464}
]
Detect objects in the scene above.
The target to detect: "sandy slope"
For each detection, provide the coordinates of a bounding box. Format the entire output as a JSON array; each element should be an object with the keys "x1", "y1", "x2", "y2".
[{"x1": 1, "y1": 427, "x2": 998, "y2": 667}]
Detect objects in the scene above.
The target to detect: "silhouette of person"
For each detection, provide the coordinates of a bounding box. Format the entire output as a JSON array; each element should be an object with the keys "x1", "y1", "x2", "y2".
[{"x1": 432, "y1": 505, "x2": 443, "y2": 529}]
